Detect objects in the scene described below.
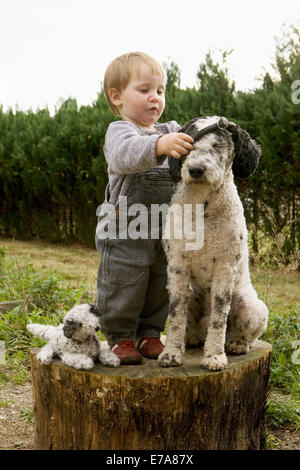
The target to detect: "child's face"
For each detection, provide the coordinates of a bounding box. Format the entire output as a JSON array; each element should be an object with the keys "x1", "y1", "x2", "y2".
[{"x1": 110, "y1": 63, "x2": 166, "y2": 130}]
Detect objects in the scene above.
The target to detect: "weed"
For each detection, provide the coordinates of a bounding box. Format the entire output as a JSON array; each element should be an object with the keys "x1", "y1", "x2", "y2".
[
  {"x1": 266, "y1": 394, "x2": 300, "y2": 428},
  {"x1": 0, "y1": 372, "x2": 9, "y2": 383},
  {"x1": 248, "y1": 207, "x2": 300, "y2": 271},
  {"x1": 264, "y1": 433, "x2": 282, "y2": 450},
  {"x1": 261, "y1": 306, "x2": 300, "y2": 398},
  {"x1": 0, "y1": 399, "x2": 9, "y2": 407},
  {"x1": 19, "y1": 407, "x2": 34, "y2": 423},
  {"x1": 0, "y1": 248, "x2": 87, "y2": 312},
  {"x1": 0, "y1": 249, "x2": 90, "y2": 362}
]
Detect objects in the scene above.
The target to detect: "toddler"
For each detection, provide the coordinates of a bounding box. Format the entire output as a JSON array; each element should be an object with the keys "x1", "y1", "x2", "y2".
[{"x1": 95, "y1": 52, "x2": 194, "y2": 364}]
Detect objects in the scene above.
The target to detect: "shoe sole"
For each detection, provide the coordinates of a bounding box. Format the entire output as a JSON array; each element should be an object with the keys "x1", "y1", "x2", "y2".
[{"x1": 139, "y1": 350, "x2": 162, "y2": 359}]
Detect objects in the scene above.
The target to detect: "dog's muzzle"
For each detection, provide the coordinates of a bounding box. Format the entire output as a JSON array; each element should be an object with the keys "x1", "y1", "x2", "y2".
[{"x1": 188, "y1": 165, "x2": 206, "y2": 179}]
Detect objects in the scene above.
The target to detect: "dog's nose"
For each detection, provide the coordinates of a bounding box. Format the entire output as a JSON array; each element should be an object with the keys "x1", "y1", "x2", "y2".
[{"x1": 188, "y1": 165, "x2": 206, "y2": 179}]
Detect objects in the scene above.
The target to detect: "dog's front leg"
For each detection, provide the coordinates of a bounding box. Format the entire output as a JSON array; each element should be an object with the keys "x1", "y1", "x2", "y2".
[
  {"x1": 98, "y1": 345, "x2": 120, "y2": 367},
  {"x1": 60, "y1": 352, "x2": 94, "y2": 370},
  {"x1": 36, "y1": 344, "x2": 55, "y2": 365},
  {"x1": 158, "y1": 270, "x2": 190, "y2": 367},
  {"x1": 201, "y1": 269, "x2": 235, "y2": 371}
]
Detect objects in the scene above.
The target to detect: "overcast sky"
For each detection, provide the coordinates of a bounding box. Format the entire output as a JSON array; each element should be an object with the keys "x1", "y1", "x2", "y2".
[{"x1": 0, "y1": 0, "x2": 300, "y2": 114}]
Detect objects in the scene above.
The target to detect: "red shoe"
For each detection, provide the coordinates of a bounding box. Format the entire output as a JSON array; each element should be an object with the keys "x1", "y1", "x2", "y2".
[
  {"x1": 137, "y1": 337, "x2": 164, "y2": 359},
  {"x1": 110, "y1": 340, "x2": 142, "y2": 365}
]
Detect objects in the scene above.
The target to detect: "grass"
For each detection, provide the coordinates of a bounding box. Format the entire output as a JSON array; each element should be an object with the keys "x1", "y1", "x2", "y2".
[
  {"x1": 0, "y1": 239, "x2": 99, "y2": 294},
  {"x1": 266, "y1": 393, "x2": 300, "y2": 427},
  {"x1": 0, "y1": 241, "x2": 95, "y2": 381},
  {"x1": 0, "y1": 399, "x2": 9, "y2": 407},
  {"x1": 19, "y1": 407, "x2": 34, "y2": 423},
  {"x1": 0, "y1": 238, "x2": 299, "y2": 439},
  {"x1": 264, "y1": 432, "x2": 282, "y2": 450},
  {"x1": 261, "y1": 306, "x2": 299, "y2": 397}
]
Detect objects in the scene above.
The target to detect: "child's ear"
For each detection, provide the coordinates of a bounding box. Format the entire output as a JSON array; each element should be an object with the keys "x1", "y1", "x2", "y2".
[{"x1": 108, "y1": 88, "x2": 122, "y2": 108}]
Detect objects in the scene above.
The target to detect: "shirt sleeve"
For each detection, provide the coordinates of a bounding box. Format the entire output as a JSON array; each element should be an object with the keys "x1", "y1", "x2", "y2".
[
  {"x1": 164, "y1": 120, "x2": 181, "y2": 133},
  {"x1": 104, "y1": 121, "x2": 164, "y2": 175}
]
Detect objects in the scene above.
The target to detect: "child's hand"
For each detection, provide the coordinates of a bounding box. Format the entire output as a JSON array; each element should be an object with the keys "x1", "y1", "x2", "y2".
[{"x1": 156, "y1": 133, "x2": 194, "y2": 159}]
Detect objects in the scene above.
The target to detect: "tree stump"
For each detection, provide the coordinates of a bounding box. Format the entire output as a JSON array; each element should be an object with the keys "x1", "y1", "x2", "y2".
[{"x1": 30, "y1": 340, "x2": 272, "y2": 450}]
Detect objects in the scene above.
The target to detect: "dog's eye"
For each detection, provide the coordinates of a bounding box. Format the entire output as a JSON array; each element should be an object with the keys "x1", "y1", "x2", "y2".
[{"x1": 78, "y1": 322, "x2": 82, "y2": 327}]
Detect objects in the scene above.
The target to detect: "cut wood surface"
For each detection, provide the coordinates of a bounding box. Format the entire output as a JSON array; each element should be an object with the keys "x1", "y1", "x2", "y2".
[{"x1": 31, "y1": 340, "x2": 272, "y2": 450}]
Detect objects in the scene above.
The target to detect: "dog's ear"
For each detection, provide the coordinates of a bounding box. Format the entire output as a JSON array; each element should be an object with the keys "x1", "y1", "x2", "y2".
[
  {"x1": 227, "y1": 124, "x2": 261, "y2": 179},
  {"x1": 168, "y1": 155, "x2": 184, "y2": 182},
  {"x1": 168, "y1": 119, "x2": 199, "y2": 183},
  {"x1": 88, "y1": 303, "x2": 100, "y2": 316}
]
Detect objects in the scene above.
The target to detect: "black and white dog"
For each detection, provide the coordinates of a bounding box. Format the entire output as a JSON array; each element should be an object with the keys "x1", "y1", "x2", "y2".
[{"x1": 158, "y1": 117, "x2": 268, "y2": 371}]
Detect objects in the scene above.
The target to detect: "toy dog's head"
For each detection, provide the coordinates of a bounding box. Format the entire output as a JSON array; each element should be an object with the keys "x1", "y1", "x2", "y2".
[
  {"x1": 63, "y1": 303, "x2": 100, "y2": 342},
  {"x1": 169, "y1": 116, "x2": 261, "y2": 190}
]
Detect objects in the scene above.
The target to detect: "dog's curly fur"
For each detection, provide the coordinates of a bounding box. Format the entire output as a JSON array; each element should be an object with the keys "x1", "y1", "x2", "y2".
[
  {"x1": 158, "y1": 116, "x2": 268, "y2": 371},
  {"x1": 27, "y1": 303, "x2": 120, "y2": 369}
]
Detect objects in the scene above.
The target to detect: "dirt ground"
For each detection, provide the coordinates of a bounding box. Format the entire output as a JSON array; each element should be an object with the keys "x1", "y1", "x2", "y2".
[
  {"x1": 0, "y1": 379, "x2": 34, "y2": 450},
  {"x1": 0, "y1": 375, "x2": 299, "y2": 450}
]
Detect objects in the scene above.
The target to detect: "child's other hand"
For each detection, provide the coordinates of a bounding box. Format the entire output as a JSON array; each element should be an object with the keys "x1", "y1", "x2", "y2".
[{"x1": 156, "y1": 133, "x2": 194, "y2": 159}]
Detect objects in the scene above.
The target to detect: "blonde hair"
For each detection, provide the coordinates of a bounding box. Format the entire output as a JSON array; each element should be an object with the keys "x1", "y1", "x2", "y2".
[{"x1": 103, "y1": 52, "x2": 166, "y2": 115}]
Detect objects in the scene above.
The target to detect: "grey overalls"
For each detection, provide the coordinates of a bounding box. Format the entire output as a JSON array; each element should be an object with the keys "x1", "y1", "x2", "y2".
[{"x1": 96, "y1": 167, "x2": 176, "y2": 345}]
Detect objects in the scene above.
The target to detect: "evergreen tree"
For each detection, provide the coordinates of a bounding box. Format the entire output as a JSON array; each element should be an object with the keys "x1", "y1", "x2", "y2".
[{"x1": 0, "y1": 35, "x2": 299, "y2": 258}]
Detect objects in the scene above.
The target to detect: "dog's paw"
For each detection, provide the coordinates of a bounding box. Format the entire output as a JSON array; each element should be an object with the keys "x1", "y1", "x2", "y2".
[
  {"x1": 36, "y1": 350, "x2": 53, "y2": 365},
  {"x1": 109, "y1": 354, "x2": 121, "y2": 367},
  {"x1": 201, "y1": 353, "x2": 228, "y2": 371},
  {"x1": 226, "y1": 339, "x2": 249, "y2": 355},
  {"x1": 78, "y1": 357, "x2": 94, "y2": 370},
  {"x1": 158, "y1": 349, "x2": 183, "y2": 367},
  {"x1": 65, "y1": 356, "x2": 94, "y2": 370},
  {"x1": 99, "y1": 351, "x2": 120, "y2": 368}
]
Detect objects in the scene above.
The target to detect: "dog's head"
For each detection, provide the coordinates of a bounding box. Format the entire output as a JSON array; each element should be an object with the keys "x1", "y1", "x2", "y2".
[
  {"x1": 63, "y1": 303, "x2": 100, "y2": 342},
  {"x1": 169, "y1": 116, "x2": 261, "y2": 189}
]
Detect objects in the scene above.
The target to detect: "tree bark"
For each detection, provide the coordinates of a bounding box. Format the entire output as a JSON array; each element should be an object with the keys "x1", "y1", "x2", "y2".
[{"x1": 30, "y1": 340, "x2": 272, "y2": 450}]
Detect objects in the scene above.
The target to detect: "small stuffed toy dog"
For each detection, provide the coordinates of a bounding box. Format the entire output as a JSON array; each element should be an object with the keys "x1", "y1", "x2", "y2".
[{"x1": 27, "y1": 303, "x2": 120, "y2": 369}]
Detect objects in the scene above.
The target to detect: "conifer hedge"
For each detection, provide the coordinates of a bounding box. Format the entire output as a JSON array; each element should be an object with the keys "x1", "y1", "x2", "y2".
[{"x1": 0, "y1": 29, "x2": 299, "y2": 259}]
